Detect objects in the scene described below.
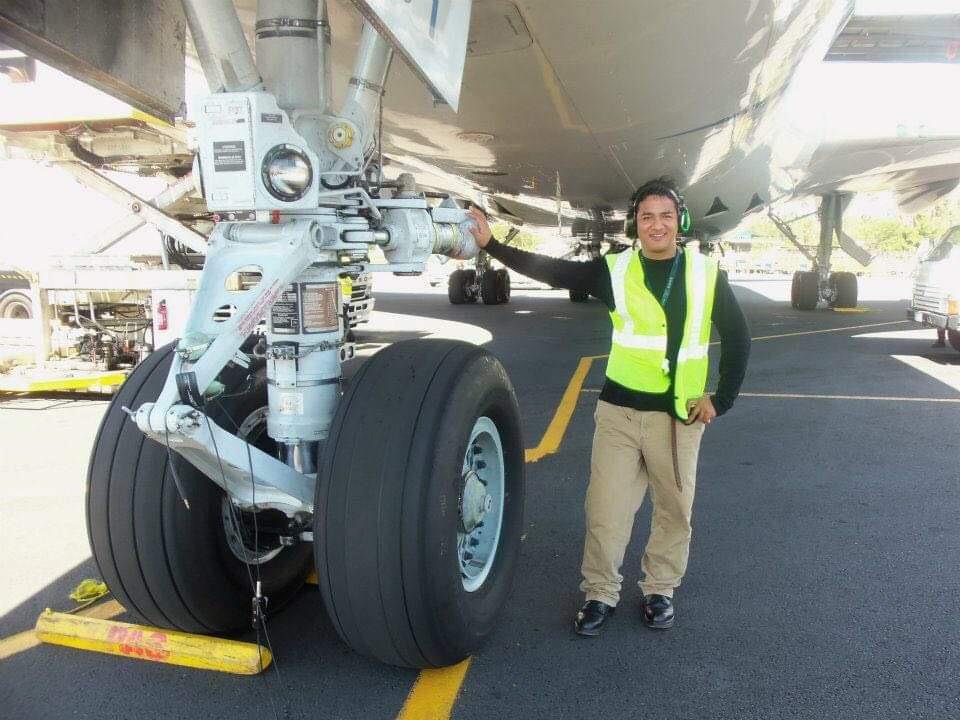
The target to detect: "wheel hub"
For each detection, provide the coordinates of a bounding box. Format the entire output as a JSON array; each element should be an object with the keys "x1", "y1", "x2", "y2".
[
  {"x1": 458, "y1": 416, "x2": 506, "y2": 593},
  {"x1": 460, "y1": 469, "x2": 492, "y2": 533}
]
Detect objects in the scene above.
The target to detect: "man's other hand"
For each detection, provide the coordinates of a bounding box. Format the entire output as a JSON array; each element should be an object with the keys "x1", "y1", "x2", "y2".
[
  {"x1": 685, "y1": 396, "x2": 717, "y2": 425},
  {"x1": 467, "y1": 207, "x2": 492, "y2": 248}
]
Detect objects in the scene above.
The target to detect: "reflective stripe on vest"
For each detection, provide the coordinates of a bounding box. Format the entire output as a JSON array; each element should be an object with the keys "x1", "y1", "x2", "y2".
[{"x1": 605, "y1": 249, "x2": 718, "y2": 419}]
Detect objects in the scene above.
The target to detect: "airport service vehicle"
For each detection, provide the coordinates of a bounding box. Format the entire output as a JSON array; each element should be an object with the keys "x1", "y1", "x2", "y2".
[
  {"x1": 2, "y1": 0, "x2": 960, "y2": 669},
  {"x1": 910, "y1": 226, "x2": 960, "y2": 352}
]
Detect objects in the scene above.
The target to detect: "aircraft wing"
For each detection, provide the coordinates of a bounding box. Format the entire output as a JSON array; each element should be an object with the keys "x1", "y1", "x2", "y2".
[{"x1": 797, "y1": 135, "x2": 960, "y2": 213}]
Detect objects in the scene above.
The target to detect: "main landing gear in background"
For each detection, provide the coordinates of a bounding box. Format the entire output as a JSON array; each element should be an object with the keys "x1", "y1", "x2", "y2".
[
  {"x1": 448, "y1": 243, "x2": 513, "y2": 305},
  {"x1": 772, "y1": 192, "x2": 871, "y2": 311},
  {"x1": 790, "y1": 270, "x2": 858, "y2": 310}
]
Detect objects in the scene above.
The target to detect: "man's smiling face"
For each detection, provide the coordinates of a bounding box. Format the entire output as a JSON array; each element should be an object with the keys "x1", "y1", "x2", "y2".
[{"x1": 636, "y1": 195, "x2": 679, "y2": 260}]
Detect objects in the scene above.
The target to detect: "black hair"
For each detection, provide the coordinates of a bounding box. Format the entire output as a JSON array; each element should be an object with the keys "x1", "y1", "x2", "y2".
[{"x1": 629, "y1": 177, "x2": 683, "y2": 217}]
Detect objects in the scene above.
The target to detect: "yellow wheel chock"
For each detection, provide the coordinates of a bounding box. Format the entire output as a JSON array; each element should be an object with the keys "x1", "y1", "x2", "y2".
[{"x1": 34, "y1": 609, "x2": 272, "y2": 675}]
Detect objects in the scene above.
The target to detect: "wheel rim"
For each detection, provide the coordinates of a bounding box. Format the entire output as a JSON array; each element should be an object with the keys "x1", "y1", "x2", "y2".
[
  {"x1": 220, "y1": 406, "x2": 284, "y2": 565},
  {"x1": 458, "y1": 416, "x2": 505, "y2": 592}
]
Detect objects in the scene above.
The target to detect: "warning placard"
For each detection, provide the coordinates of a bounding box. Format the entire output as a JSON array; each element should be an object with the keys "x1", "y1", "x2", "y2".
[
  {"x1": 301, "y1": 284, "x2": 339, "y2": 333},
  {"x1": 213, "y1": 141, "x2": 246, "y2": 172}
]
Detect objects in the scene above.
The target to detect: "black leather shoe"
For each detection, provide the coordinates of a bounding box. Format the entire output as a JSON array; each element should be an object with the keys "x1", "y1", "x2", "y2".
[
  {"x1": 640, "y1": 594, "x2": 675, "y2": 629},
  {"x1": 574, "y1": 600, "x2": 615, "y2": 637}
]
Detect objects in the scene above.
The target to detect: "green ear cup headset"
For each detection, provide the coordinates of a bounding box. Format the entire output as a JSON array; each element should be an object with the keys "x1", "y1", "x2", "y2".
[{"x1": 624, "y1": 184, "x2": 692, "y2": 239}]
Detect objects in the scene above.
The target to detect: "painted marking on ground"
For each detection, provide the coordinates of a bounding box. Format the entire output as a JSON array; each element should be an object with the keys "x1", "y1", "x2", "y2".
[
  {"x1": 397, "y1": 658, "x2": 472, "y2": 720},
  {"x1": 0, "y1": 599, "x2": 124, "y2": 662},
  {"x1": 526, "y1": 322, "x2": 911, "y2": 462},
  {"x1": 739, "y1": 392, "x2": 960, "y2": 403},
  {"x1": 524, "y1": 355, "x2": 606, "y2": 463},
  {"x1": 891, "y1": 354, "x2": 960, "y2": 394},
  {"x1": 746, "y1": 320, "x2": 908, "y2": 343}
]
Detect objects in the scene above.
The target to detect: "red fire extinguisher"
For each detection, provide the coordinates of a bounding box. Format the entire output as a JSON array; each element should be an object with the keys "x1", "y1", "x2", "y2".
[{"x1": 156, "y1": 299, "x2": 168, "y2": 331}]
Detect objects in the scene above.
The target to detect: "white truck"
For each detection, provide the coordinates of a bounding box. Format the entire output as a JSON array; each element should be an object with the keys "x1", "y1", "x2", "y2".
[{"x1": 910, "y1": 226, "x2": 960, "y2": 351}]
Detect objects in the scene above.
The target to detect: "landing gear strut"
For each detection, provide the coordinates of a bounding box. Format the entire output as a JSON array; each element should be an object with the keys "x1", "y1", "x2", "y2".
[
  {"x1": 772, "y1": 193, "x2": 872, "y2": 311},
  {"x1": 86, "y1": 0, "x2": 524, "y2": 669}
]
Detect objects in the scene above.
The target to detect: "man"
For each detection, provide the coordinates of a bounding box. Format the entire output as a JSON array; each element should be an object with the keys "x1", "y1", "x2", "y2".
[{"x1": 467, "y1": 178, "x2": 750, "y2": 635}]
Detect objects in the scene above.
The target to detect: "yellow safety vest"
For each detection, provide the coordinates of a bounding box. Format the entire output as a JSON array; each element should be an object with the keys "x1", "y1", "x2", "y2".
[{"x1": 604, "y1": 249, "x2": 719, "y2": 420}]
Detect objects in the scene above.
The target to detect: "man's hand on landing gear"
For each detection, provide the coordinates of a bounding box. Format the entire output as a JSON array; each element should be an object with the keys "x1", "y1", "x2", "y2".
[
  {"x1": 467, "y1": 207, "x2": 492, "y2": 248},
  {"x1": 685, "y1": 396, "x2": 717, "y2": 425}
]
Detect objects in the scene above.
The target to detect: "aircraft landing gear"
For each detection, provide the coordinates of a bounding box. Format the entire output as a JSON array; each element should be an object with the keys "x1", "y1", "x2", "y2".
[
  {"x1": 448, "y1": 268, "x2": 478, "y2": 304},
  {"x1": 481, "y1": 268, "x2": 510, "y2": 304},
  {"x1": 448, "y1": 248, "x2": 511, "y2": 306},
  {"x1": 774, "y1": 193, "x2": 871, "y2": 311},
  {"x1": 85, "y1": 2, "x2": 526, "y2": 670}
]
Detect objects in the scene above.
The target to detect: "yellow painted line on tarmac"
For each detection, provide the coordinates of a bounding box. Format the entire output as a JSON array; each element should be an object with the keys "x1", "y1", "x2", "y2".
[
  {"x1": 524, "y1": 355, "x2": 606, "y2": 463},
  {"x1": 0, "y1": 629, "x2": 41, "y2": 662},
  {"x1": 525, "y1": 321, "x2": 914, "y2": 463},
  {"x1": 34, "y1": 609, "x2": 271, "y2": 675},
  {"x1": 397, "y1": 658, "x2": 472, "y2": 720},
  {"x1": 0, "y1": 599, "x2": 124, "y2": 662},
  {"x1": 739, "y1": 392, "x2": 960, "y2": 403},
  {"x1": 747, "y1": 319, "x2": 908, "y2": 343},
  {"x1": 832, "y1": 307, "x2": 871, "y2": 313}
]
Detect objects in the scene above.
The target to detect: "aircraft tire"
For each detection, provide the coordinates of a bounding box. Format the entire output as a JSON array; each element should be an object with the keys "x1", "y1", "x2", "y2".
[
  {"x1": 0, "y1": 290, "x2": 32, "y2": 319},
  {"x1": 448, "y1": 269, "x2": 467, "y2": 304},
  {"x1": 497, "y1": 269, "x2": 511, "y2": 304},
  {"x1": 86, "y1": 343, "x2": 312, "y2": 633},
  {"x1": 793, "y1": 271, "x2": 819, "y2": 311},
  {"x1": 828, "y1": 272, "x2": 858, "y2": 308},
  {"x1": 481, "y1": 270, "x2": 500, "y2": 304},
  {"x1": 569, "y1": 288, "x2": 589, "y2": 303},
  {"x1": 315, "y1": 339, "x2": 525, "y2": 668},
  {"x1": 948, "y1": 329, "x2": 960, "y2": 353}
]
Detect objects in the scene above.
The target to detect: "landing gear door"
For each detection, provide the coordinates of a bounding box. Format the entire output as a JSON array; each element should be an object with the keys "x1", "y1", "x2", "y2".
[{"x1": 348, "y1": 0, "x2": 472, "y2": 112}]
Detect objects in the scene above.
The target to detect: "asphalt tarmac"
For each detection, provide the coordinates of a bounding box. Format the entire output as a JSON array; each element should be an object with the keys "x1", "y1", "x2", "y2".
[{"x1": 2, "y1": 277, "x2": 959, "y2": 720}]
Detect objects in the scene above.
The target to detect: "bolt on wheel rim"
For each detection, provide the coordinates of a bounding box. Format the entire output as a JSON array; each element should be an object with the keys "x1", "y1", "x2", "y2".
[{"x1": 458, "y1": 416, "x2": 505, "y2": 593}]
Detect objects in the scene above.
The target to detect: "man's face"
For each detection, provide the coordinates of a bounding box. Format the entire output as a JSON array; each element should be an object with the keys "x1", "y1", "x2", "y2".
[{"x1": 635, "y1": 194, "x2": 679, "y2": 259}]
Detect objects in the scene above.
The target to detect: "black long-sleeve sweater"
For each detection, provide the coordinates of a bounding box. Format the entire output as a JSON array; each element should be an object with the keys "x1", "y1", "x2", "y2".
[{"x1": 485, "y1": 238, "x2": 751, "y2": 418}]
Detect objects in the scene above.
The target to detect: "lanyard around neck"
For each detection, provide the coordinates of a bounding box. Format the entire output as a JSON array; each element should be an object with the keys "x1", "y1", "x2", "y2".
[{"x1": 640, "y1": 249, "x2": 682, "y2": 307}]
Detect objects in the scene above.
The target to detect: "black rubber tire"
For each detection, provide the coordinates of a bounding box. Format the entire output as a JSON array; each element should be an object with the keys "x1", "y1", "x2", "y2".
[
  {"x1": 480, "y1": 270, "x2": 500, "y2": 305},
  {"x1": 497, "y1": 269, "x2": 511, "y2": 304},
  {"x1": 315, "y1": 339, "x2": 525, "y2": 668},
  {"x1": 463, "y1": 269, "x2": 478, "y2": 303},
  {"x1": 569, "y1": 288, "x2": 589, "y2": 303},
  {"x1": 793, "y1": 271, "x2": 819, "y2": 311},
  {"x1": 828, "y1": 271, "x2": 858, "y2": 308},
  {"x1": 86, "y1": 343, "x2": 313, "y2": 633},
  {"x1": 448, "y1": 269, "x2": 467, "y2": 304},
  {"x1": 790, "y1": 272, "x2": 800, "y2": 310},
  {"x1": 948, "y1": 329, "x2": 960, "y2": 353},
  {"x1": 0, "y1": 290, "x2": 32, "y2": 319}
]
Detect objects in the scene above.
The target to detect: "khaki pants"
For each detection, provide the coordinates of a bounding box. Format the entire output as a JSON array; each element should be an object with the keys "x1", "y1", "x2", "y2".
[{"x1": 580, "y1": 400, "x2": 705, "y2": 606}]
